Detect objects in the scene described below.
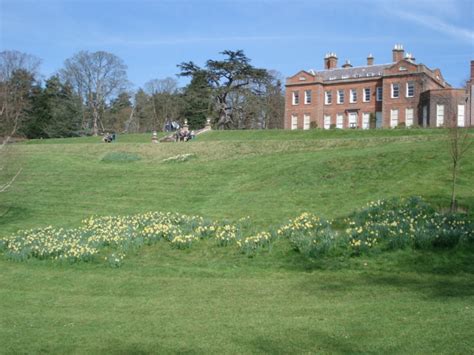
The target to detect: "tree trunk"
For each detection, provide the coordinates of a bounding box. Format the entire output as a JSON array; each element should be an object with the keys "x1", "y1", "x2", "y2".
[
  {"x1": 92, "y1": 107, "x2": 99, "y2": 136},
  {"x1": 450, "y1": 160, "x2": 458, "y2": 212}
]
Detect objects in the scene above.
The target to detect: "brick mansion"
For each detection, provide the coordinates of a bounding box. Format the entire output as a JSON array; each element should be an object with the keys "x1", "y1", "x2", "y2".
[{"x1": 284, "y1": 44, "x2": 473, "y2": 129}]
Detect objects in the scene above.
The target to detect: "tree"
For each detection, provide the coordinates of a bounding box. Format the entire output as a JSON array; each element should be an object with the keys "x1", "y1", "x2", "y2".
[
  {"x1": 0, "y1": 50, "x2": 40, "y2": 143},
  {"x1": 0, "y1": 50, "x2": 40, "y2": 192},
  {"x1": 145, "y1": 77, "x2": 181, "y2": 131},
  {"x1": 24, "y1": 75, "x2": 83, "y2": 138},
  {"x1": 434, "y1": 91, "x2": 473, "y2": 212},
  {"x1": 447, "y1": 109, "x2": 472, "y2": 212},
  {"x1": 60, "y1": 51, "x2": 129, "y2": 136},
  {"x1": 103, "y1": 91, "x2": 133, "y2": 133},
  {"x1": 178, "y1": 50, "x2": 270, "y2": 129},
  {"x1": 181, "y1": 71, "x2": 212, "y2": 129}
]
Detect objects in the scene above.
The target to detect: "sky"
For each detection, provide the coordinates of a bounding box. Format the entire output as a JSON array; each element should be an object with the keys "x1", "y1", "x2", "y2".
[{"x1": 1, "y1": 0, "x2": 473, "y2": 89}]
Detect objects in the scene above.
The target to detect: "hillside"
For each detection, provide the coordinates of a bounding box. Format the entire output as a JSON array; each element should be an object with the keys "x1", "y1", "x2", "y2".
[
  {"x1": 1, "y1": 129, "x2": 474, "y2": 354},
  {"x1": 1, "y1": 129, "x2": 473, "y2": 233}
]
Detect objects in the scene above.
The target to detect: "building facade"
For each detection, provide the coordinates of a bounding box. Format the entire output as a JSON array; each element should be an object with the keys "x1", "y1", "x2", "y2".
[{"x1": 285, "y1": 45, "x2": 473, "y2": 129}]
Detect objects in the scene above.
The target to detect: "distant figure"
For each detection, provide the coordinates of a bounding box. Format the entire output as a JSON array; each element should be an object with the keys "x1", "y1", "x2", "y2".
[{"x1": 103, "y1": 132, "x2": 115, "y2": 143}]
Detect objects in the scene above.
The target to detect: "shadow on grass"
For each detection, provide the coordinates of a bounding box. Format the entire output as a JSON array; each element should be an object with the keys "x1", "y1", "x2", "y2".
[
  {"x1": 0, "y1": 205, "x2": 30, "y2": 229},
  {"x1": 287, "y1": 248, "x2": 474, "y2": 300},
  {"x1": 365, "y1": 274, "x2": 474, "y2": 299}
]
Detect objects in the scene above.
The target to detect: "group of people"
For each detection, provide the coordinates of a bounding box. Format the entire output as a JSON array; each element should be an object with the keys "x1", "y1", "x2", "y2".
[
  {"x1": 175, "y1": 129, "x2": 195, "y2": 142},
  {"x1": 103, "y1": 132, "x2": 116, "y2": 143}
]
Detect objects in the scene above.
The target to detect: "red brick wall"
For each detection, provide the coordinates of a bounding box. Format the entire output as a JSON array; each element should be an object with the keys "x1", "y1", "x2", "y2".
[
  {"x1": 319, "y1": 79, "x2": 382, "y2": 128},
  {"x1": 284, "y1": 60, "x2": 453, "y2": 129}
]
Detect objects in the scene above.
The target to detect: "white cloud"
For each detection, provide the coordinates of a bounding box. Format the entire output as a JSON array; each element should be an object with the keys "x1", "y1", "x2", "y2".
[{"x1": 393, "y1": 9, "x2": 474, "y2": 42}]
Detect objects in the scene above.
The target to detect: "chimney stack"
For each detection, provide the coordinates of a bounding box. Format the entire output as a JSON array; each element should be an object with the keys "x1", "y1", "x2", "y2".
[
  {"x1": 342, "y1": 59, "x2": 353, "y2": 68},
  {"x1": 471, "y1": 60, "x2": 474, "y2": 80},
  {"x1": 392, "y1": 44, "x2": 405, "y2": 62},
  {"x1": 404, "y1": 52, "x2": 416, "y2": 62},
  {"x1": 367, "y1": 53, "x2": 374, "y2": 66},
  {"x1": 324, "y1": 52, "x2": 338, "y2": 70}
]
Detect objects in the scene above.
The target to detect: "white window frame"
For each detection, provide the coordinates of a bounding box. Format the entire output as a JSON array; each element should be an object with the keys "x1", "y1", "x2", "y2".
[
  {"x1": 391, "y1": 83, "x2": 400, "y2": 99},
  {"x1": 336, "y1": 114, "x2": 344, "y2": 129},
  {"x1": 303, "y1": 114, "x2": 310, "y2": 130},
  {"x1": 436, "y1": 104, "x2": 444, "y2": 127},
  {"x1": 348, "y1": 112, "x2": 358, "y2": 128},
  {"x1": 363, "y1": 88, "x2": 371, "y2": 102},
  {"x1": 337, "y1": 90, "x2": 344, "y2": 104},
  {"x1": 362, "y1": 113, "x2": 370, "y2": 129},
  {"x1": 406, "y1": 82, "x2": 414, "y2": 98},
  {"x1": 457, "y1": 104, "x2": 465, "y2": 127},
  {"x1": 405, "y1": 108, "x2": 414, "y2": 127},
  {"x1": 291, "y1": 115, "x2": 298, "y2": 130},
  {"x1": 390, "y1": 109, "x2": 399, "y2": 128},
  {"x1": 292, "y1": 91, "x2": 299, "y2": 105},
  {"x1": 350, "y1": 89, "x2": 357, "y2": 103},
  {"x1": 304, "y1": 90, "x2": 312, "y2": 105},
  {"x1": 323, "y1": 115, "x2": 331, "y2": 129},
  {"x1": 324, "y1": 91, "x2": 332, "y2": 105},
  {"x1": 376, "y1": 87, "x2": 383, "y2": 101}
]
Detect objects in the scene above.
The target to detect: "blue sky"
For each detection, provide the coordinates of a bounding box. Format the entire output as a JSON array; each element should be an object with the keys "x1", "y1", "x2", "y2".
[{"x1": 1, "y1": 0, "x2": 473, "y2": 89}]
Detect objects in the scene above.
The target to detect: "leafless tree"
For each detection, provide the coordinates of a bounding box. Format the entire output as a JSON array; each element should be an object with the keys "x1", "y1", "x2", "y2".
[
  {"x1": 145, "y1": 77, "x2": 180, "y2": 130},
  {"x1": 447, "y1": 112, "x2": 472, "y2": 212},
  {"x1": 60, "y1": 51, "x2": 129, "y2": 136},
  {"x1": 0, "y1": 50, "x2": 40, "y2": 192}
]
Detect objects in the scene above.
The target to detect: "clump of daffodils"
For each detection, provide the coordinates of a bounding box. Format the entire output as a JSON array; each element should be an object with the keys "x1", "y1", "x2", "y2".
[
  {"x1": 170, "y1": 235, "x2": 198, "y2": 249},
  {"x1": 237, "y1": 232, "x2": 273, "y2": 256},
  {"x1": 215, "y1": 224, "x2": 238, "y2": 246},
  {"x1": 345, "y1": 197, "x2": 473, "y2": 254}
]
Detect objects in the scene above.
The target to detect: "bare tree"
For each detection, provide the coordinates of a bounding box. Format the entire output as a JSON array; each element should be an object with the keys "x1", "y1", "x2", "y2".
[
  {"x1": 448, "y1": 116, "x2": 472, "y2": 212},
  {"x1": 0, "y1": 50, "x2": 40, "y2": 192},
  {"x1": 145, "y1": 77, "x2": 180, "y2": 130},
  {"x1": 60, "y1": 51, "x2": 129, "y2": 136}
]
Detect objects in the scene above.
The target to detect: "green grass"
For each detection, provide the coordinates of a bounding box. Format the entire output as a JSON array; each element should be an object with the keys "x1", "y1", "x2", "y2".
[{"x1": 1, "y1": 129, "x2": 474, "y2": 353}]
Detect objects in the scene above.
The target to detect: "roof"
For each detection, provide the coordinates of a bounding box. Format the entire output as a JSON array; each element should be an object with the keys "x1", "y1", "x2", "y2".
[{"x1": 308, "y1": 63, "x2": 392, "y2": 82}]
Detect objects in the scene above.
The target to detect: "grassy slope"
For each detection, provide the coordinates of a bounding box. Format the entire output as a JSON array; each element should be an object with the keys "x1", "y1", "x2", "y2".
[{"x1": 1, "y1": 129, "x2": 474, "y2": 353}]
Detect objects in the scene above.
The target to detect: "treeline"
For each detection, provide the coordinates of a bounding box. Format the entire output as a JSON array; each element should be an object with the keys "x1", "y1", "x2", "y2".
[{"x1": 0, "y1": 49, "x2": 284, "y2": 139}]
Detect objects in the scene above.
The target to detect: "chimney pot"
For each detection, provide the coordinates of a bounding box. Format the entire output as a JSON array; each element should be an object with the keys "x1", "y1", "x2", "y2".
[
  {"x1": 392, "y1": 44, "x2": 405, "y2": 62},
  {"x1": 324, "y1": 52, "x2": 338, "y2": 70},
  {"x1": 367, "y1": 53, "x2": 374, "y2": 66},
  {"x1": 342, "y1": 59, "x2": 353, "y2": 68}
]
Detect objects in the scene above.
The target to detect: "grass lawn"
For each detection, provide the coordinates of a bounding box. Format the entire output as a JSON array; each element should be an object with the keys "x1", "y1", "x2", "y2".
[{"x1": 1, "y1": 129, "x2": 473, "y2": 353}]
